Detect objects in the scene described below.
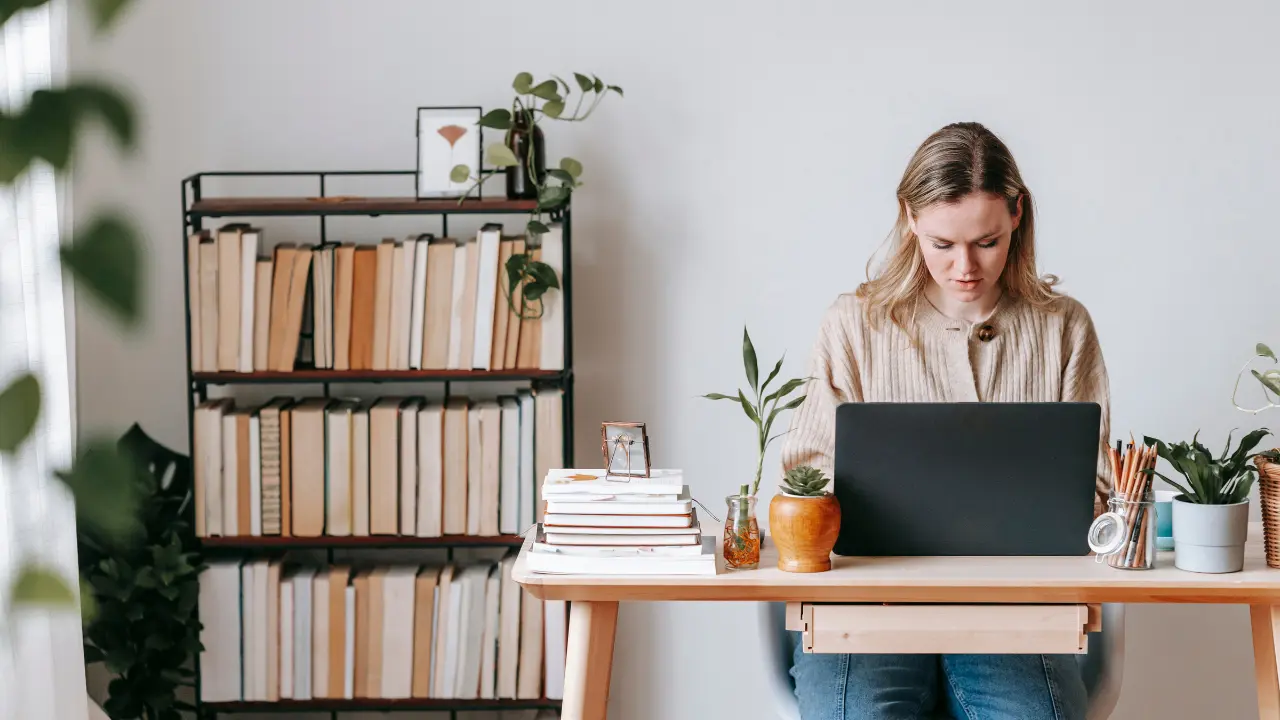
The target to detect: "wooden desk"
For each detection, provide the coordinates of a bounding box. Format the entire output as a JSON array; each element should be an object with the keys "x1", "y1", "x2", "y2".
[{"x1": 513, "y1": 522, "x2": 1280, "y2": 720}]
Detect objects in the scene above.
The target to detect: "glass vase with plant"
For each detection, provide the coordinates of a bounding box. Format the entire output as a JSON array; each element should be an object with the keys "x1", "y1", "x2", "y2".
[
  {"x1": 449, "y1": 71, "x2": 622, "y2": 322},
  {"x1": 703, "y1": 327, "x2": 809, "y2": 566}
]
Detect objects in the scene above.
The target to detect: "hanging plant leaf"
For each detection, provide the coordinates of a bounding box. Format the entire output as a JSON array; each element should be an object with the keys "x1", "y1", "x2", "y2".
[
  {"x1": 485, "y1": 142, "x2": 518, "y2": 168},
  {"x1": 88, "y1": 0, "x2": 133, "y2": 29},
  {"x1": 542, "y1": 100, "x2": 565, "y2": 119},
  {"x1": 1259, "y1": 343, "x2": 1276, "y2": 362},
  {"x1": 0, "y1": 0, "x2": 47, "y2": 29},
  {"x1": 530, "y1": 80, "x2": 561, "y2": 102},
  {"x1": 0, "y1": 372, "x2": 40, "y2": 453},
  {"x1": 12, "y1": 563, "x2": 76, "y2": 607},
  {"x1": 449, "y1": 164, "x2": 471, "y2": 184},
  {"x1": 607, "y1": 85, "x2": 624, "y2": 97},
  {"x1": 537, "y1": 185, "x2": 569, "y2": 209},
  {"x1": 60, "y1": 212, "x2": 142, "y2": 326},
  {"x1": 57, "y1": 438, "x2": 144, "y2": 542},
  {"x1": 574, "y1": 72, "x2": 594, "y2": 92},
  {"x1": 477, "y1": 108, "x2": 512, "y2": 130},
  {"x1": 546, "y1": 169, "x2": 576, "y2": 186},
  {"x1": 512, "y1": 72, "x2": 534, "y2": 94},
  {"x1": 526, "y1": 220, "x2": 550, "y2": 236},
  {"x1": 559, "y1": 156, "x2": 584, "y2": 178}
]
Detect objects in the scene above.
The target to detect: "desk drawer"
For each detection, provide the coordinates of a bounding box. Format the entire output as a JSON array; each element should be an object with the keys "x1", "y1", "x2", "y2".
[{"x1": 787, "y1": 603, "x2": 1099, "y2": 655}]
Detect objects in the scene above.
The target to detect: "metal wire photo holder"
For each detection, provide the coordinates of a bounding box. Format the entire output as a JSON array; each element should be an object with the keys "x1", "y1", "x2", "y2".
[{"x1": 601, "y1": 421, "x2": 650, "y2": 479}]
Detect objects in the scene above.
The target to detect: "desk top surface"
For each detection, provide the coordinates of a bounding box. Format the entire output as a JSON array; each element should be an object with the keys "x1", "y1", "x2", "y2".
[{"x1": 512, "y1": 522, "x2": 1280, "y2": 604}]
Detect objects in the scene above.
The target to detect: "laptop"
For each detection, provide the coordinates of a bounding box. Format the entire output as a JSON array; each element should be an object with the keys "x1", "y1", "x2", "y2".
[{"x1": 832, "y1": 402, "x2": 1101, "y2": 557}]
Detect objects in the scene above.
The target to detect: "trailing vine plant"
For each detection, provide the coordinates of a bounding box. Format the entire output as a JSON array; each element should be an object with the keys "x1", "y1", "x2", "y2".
[{"x1": 449, "y1": 71, "x2": 622, "y2": 319}]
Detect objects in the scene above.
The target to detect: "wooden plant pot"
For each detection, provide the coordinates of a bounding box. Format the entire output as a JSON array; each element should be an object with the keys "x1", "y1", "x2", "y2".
[
  {"x1": 1255, "y1": 454, "x2": 1280, "y2": 569},
  {"x1": 769, "y1": 491, "x2": 841, "y2": 573}
]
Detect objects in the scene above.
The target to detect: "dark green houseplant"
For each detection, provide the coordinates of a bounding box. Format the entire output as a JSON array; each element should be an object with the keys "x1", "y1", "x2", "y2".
[{"x1": 80, "y1": 425, "x2": 204, "y2": 720}]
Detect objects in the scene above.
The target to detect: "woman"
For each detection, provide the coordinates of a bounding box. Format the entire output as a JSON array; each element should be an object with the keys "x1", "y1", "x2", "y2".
[{"x1": 780, "y1": 121, "x2": 1112, "y2": 720}]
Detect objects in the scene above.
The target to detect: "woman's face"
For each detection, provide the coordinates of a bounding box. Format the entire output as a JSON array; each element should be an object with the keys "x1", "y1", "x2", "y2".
[{"x1": 908, "y1": 191, "x2": 1021, "y2": 305}]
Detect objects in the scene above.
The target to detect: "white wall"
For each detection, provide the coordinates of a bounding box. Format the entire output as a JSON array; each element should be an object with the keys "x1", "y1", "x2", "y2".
[{"x1": 69, "y1": 1, "x2": 1280, "y2": 718}]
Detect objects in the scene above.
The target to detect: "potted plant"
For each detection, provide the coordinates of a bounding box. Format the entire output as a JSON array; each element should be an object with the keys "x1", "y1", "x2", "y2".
[
  {"x1": 1145, "y1": 428, "x2": 1270, "y2": 573},
  {"x1": 1232, "y1": 342, "x2": 1280, "y2": 567},
  {"x1": 702, "y1": 327, "x2": 808, "y2": 566},
  {"x1": 769, "y1": 466, "x2": 841, "y2": 572}
]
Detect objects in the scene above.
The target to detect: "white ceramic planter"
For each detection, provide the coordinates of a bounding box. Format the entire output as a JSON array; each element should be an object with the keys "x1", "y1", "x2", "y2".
[{"x1": 1171, "y1": 496, "x2": 1250, "y2": 573}]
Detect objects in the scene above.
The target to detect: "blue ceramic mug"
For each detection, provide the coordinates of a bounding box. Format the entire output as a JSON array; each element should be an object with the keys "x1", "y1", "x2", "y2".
[{"x1": 1154, "y1": 489, "x2": 1176, "y2": 550}]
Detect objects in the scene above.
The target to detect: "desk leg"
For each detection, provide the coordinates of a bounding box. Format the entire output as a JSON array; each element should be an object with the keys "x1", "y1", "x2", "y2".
[
  {"x1": 561, "y1": 600, "x2": 619, "y2": 720},
  {"x1": 1251, "y1": 604, "x2": 1280, "y2": 720}
]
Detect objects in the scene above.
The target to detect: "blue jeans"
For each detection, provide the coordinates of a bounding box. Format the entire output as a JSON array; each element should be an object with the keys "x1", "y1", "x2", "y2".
[{"x1": 789, "y1": 633, "x2": 1087, "y2": 720}]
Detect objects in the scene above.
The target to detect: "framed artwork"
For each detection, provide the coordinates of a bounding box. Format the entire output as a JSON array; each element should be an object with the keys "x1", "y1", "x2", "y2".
[
  {"x1": 601, "y1": 422, "x2": 651, "y2": 478},
  {"x1": 416, "y1": 106, "x2": 482, "y2": 199}
]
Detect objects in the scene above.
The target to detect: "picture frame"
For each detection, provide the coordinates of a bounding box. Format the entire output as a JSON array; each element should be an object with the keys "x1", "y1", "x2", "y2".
[
  {"x1": 415, "y1": 106, "x2": 482, "y2": 200},
  {"x1": 600, "y1": 422, "x2": 651, "y2": 478}
]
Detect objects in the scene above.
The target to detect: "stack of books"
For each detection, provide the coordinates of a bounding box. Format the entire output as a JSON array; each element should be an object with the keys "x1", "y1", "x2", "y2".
[{"x1": 525, "y1": 469, "x2": 718, "y2": 576}]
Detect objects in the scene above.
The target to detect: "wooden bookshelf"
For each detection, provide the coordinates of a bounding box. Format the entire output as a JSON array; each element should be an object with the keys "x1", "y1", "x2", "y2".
[
  {"x1": 192, "y1": 369, "x2": 569, "y2": 385},
  {"x1": 188, "y1": 195, "x2": 539, "y2": 217},
  {"x1": 203, "y1": 698, "x2": 562, "y2": 713},
  {"x1": 200, "y1": 534, "x2": 526, "y2": 550}
]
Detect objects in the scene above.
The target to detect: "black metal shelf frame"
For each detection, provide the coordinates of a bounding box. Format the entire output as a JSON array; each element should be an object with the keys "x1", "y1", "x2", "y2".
[{"x1": 180, "y1": 170, "x2": 573, "y2": 719}]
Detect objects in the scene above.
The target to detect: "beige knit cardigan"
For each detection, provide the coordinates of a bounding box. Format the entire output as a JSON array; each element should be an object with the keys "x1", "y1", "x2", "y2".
[{"x1": 778, "y1": 291, "x2": 1113, "y2": 514}]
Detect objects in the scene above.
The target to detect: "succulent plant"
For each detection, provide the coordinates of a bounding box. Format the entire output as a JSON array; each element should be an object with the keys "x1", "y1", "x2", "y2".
[{"x1": 780, "y1": 465, "x2": 830, "y2": 497}]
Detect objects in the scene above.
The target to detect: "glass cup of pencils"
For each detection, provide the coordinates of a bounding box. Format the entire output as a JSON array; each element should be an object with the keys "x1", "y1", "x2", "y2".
[{"x1": 1089, "y1": 440, "x2": 1158, "y2": 570}]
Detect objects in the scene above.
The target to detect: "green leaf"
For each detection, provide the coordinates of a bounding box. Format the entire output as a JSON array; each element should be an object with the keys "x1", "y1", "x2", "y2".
[
  {"x1": 538, "y1": 185, "x2": 569, "y2": 209},
  {"x1": 1260, "y1": 343, "x2": 1276, "y2": 361},
  {"x1": 477, "y1": 108, "x2": 512, "y2": 130},
  {"x1": 542, "y1": 100, "x2": 565, "y2": 119},
  {"x1": 546, "y1": 169, "x2": 576, "y2": 185},
  {"x1": 737, "y1": 390, "x2": 761, "y2": 426},
  {"x1": 1254, "y1": 369, "x2": 1280, "y2": 397},
  {"x1": 523, "y1": 283, "x2": 548, "y2": 302},
  {"x1": 0, "y1": 0, "x2": 47, "y2": 30},
  {"x1": 56, "y1": 438, "x2": 143, "y2": 542},
  {"x1": 559, "y1": 156, "x2": 584, "y2": 178},
  {"x1": 449, "y1": 164, "x2": 470, "y2": 184},
  {"x1": 702, "y1": 392, "x2": 737, "y2": 401},
  {"x1": 527, "y1": 260, "x2": 560, "y2": 290},
  {"x1": 760, "y1": 357, "x2": 784, "y2": 393},
  {"x1": 60, "y1": 212, "x2": 142, "y2": 326},
  {"x1": 485, "y1": 142, "x2": 519, "y2": 168},
  {"x1": 764, "y1": 377, "x2": 807, "y2": 407},
  {"x1": 79, "y1": 574, "x2": 97, "y2": 624},
  {"x1": 513, "y1": 72, "x2": 534, "y2": 94},
  {"x1": 12, "y1": 564, "x2": 76, "y2": 607},
  {"x1": 742, "y1": 327, "x2": 759, "y2": 394},
  {"x1": 83, "y1": 645, "x2": 106, "y2": 664},
  {"x1": 574, "y1": 72, "x2": 594, "y2": 92},
  {"x1": 531, "y1": 80, "x2": 561, "y2": 101},
  {"x1": 593, "y1": 75, "x2": 604, "y2": 93},
  {"x1": 66, "y1": 84, "x2": 134, "y2": 148},
  {"x1": 87, "y1": 0, "x2": 132, "y2": 29},
  {"x1": 765, "y1": 395, "x2": 807, "y2": 436},
  {"x1": 526, "y1": 220, "x2": 550, "y2": 236},
  {"x1": 607, "y1": 85, "x2": 624, "y2": 97},
  {"x1": 551, "y1": 74, "x2": 571, "y2": 95},
  {"x1": 0, "y1": 372, "x2": 41, "y2": 453}
]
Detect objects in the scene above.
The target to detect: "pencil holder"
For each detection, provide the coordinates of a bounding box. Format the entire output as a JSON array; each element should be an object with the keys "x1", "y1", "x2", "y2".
[{"x1": 1088, "y1": 489, "x2": 1156, "y2": 570}]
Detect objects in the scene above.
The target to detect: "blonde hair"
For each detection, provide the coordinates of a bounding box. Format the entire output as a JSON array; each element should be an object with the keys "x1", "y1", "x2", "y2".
[{"x1": 856, "y1": 121, "x2": 1062, "y2": 332}]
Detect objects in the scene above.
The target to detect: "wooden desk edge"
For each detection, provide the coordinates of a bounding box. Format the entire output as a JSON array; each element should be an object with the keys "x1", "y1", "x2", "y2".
[{"x1": 512, "y1": 530, "x2": 1280, "y2": 605}]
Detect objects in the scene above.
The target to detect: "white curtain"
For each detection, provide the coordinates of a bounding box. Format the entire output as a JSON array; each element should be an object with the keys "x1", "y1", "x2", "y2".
[{"x1": 0, "y1": 2, "x2": 88, "y2": 719}]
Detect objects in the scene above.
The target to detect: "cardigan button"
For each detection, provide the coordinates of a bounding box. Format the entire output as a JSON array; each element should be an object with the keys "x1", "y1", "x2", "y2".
[{"x1": 976, "y1": 324, "x2": 996, "y2": 342}]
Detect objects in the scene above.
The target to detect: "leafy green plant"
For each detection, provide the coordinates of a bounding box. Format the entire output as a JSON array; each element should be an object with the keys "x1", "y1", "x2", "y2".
[
  {"x1": 1, "y1": 0, "x2": 147, "y2": 617},
  {"x1": 702, "y1": 327, "x2": 808, "y2": 496},
  {"x1": 1144, "y1": 428, "x2": 1271, "y2": 504},
  {"x1": 80, "y1": 425, "x2": 204, "y2": 720},
  {"x1": 780, "y1": 465, "x2": 830, "y2": 497},
  {"x1": 450, "y1": 71, "x2": 621, "y2": 320}
]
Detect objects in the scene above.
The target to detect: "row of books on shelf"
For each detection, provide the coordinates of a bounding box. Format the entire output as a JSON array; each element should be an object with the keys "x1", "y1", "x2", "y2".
[
  {"x1": 526, "y1": 469, "x2": 718, "y2": 576},
  {"x1": 198, "y1": 553, "x2": 565, "y2": 703},
  {"x1": 187, "y1": 221, "x2": 564, "y2": 374},
  {"x1": 193, "y1": 388, "x2": 563, "y2": 538}
]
